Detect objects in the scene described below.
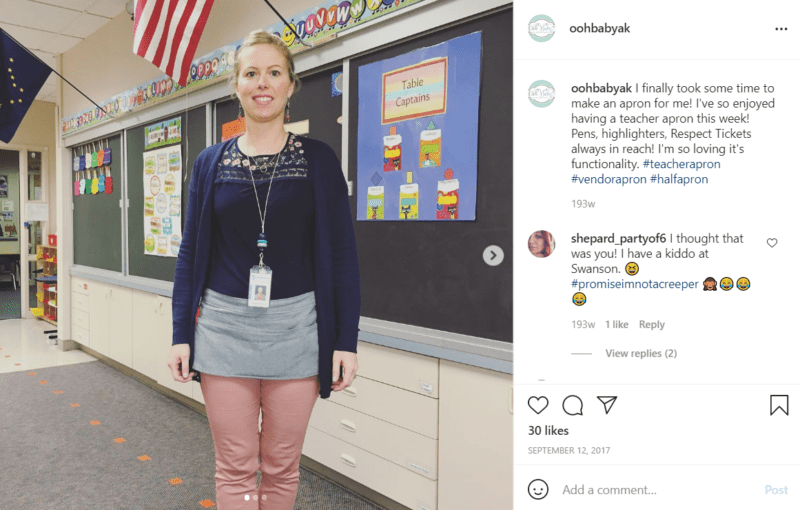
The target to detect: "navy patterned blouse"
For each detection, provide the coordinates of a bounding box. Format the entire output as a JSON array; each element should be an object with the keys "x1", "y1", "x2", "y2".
[{"x1": 206, "y1": 133, "x2": 315, "y2": 300}]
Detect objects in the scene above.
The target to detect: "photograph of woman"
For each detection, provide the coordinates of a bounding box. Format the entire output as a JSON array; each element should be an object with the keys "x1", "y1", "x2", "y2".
[
  {"x1": 168, "y1": 30, "x2": 361, "y2": 510},
  {"x1": 528, "y1": 230, "x2": 555, "y2": 258}
]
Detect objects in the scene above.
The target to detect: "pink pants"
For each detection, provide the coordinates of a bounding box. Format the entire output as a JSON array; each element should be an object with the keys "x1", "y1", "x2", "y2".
[{"x1": 200, "y1": 373, "x2": 319, "y2": 510}]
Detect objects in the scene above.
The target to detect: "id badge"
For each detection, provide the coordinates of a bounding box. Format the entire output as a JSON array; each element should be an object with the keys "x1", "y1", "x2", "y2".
[{"x1": 248, "y1": 266, "x2": 272, "y2": 308}]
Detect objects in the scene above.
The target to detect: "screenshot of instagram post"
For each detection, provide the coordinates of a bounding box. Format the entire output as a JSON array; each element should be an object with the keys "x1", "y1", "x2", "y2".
[{"x1": 514, "y1": 2, "x2": 798, "y2": 508}]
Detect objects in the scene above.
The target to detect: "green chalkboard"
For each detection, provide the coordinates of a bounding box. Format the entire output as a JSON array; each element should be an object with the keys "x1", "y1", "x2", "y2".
[
  {"x1": 72, "y1": 135, "x2": 122, "y2": 272},
  {"x1": 126, "y1": 107, "x2": 206, "y2": 281}
]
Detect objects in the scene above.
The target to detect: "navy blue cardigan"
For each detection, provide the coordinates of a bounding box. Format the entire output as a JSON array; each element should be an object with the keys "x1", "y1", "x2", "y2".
[{"x1": 172, "y1": 136, "x2": 361, "y2": 399}]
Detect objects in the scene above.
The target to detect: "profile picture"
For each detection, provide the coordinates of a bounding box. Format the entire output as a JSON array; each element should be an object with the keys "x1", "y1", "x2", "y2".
[
  {"x1": 255, "y1": 286, "x2": 266, "y2": 300},
  {"x1": 528, "y1": 230, "x2": 555, "y2": 258}
]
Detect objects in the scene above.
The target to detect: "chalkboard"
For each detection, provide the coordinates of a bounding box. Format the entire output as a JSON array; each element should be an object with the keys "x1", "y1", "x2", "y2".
[
  {"x1": 72, "y1": 135, "x2": 122, "y2": 272},
  {"x1": 126, "y1": 107, "x2": 207, "y2": 281},
  {"x1": 349, "y1": 10, "x2": 512, "y2": 342}
]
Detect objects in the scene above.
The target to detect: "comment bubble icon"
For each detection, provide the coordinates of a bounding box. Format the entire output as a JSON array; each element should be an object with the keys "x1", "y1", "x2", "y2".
[{"x1": 563, "y1": 395, "x2": 584, "y2": 416}]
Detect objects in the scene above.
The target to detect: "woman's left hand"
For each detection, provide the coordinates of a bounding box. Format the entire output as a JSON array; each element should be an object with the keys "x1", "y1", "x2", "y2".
[{"x1": 331, "y1": 351, "x2": 358, "y2": 391}]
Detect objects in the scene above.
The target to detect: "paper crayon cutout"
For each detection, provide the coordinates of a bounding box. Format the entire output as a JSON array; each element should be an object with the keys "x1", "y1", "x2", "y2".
[
  {"x1": 97, "y1": 147, "x2": 105, "y2": 166},
  {"x1": 79, "y1": 172, "x2": 86, "y2": 195},
  {"x1": 436, "y1": 169, "x2": 459, "y2": 220},
  {"x1": 91, "y1": 170, "x2": 99, "y2": 194},
  {"x1": 84, "y1": 152, "x2": 91, "y2": 170},
  {"x1": 91, "y1": 150, "x2": 98, "y2": 168},
  {"x1": 420, "y1": 121, "x2": 441, "y2": 168},
  {"x1": 103, "y1": 146, "x2": 112, "y2": 165},
  {"x1": 98, "y1": 169, "x2": 105, "y2": 193},
  {"x1": 399, "y1": 183, "x2": 419, "y2": 220},
  {"x1": 74, "y1": 175, "x2": 80, "y2": 196},
  {"x1": 383, "y1": 126, "x2": 402, "y2": 172},
  {"x1": 73, "y1": 154, "x2": 79, "y2": 172},
  {"x1": 105, "y1": 167, "x2": 113, "y2": 194},
  {"x1": 367, "y1": 186, "x2": 384, "y2": 220}
]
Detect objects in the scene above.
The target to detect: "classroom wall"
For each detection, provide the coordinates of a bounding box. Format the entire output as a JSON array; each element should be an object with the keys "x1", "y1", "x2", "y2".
[
  {"x1": 61, "y1": 0, "x2": 321, "y2": 118},
  {"x1": 0, "y1": 100, "x2": 58, "y2": 229}
]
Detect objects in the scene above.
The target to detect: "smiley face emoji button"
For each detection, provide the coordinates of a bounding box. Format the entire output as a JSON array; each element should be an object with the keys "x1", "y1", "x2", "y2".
[
  {"x1": 737, "y1": 277, "x2": 750, "y2": 291},
  {"x1": 720, "y1": 277, "x2": 733, "y2": 291},
  {"x1": 625, "y1": 262, "x2": 639, "y2": 275},
  {"x1": 573, "y1": 292, "x2": 587, "y2": 306},
  {"x1": 528, "y1": 479, "x2": 549, "y2": 500}
]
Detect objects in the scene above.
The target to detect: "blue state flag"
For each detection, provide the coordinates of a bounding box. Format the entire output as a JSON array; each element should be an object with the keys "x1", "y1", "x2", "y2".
[{"x1": 0, "y1": 29, "x2": 52, "y2": 143}]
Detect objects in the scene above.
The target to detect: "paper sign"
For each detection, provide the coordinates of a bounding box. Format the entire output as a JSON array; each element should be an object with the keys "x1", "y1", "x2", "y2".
[{"x1": 382, "y1": 57, "x2": 447, "y2": 124}]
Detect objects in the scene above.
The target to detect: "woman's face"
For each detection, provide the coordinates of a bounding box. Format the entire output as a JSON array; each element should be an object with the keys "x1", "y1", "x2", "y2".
[
  {"x1": 235, "y1": 44, "x2": 294, "y2": 124},
  {"x1": 529, "y1": 232, "x2": 545, "y2": 254}
]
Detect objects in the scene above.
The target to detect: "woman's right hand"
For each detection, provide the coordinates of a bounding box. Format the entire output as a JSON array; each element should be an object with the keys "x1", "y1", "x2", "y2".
[{"x1": 168, "y1": 344, "x2": 197, "y2": 383}]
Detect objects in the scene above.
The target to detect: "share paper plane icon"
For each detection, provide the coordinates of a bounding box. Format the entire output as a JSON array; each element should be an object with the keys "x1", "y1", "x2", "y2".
[{"x1": 597, "y1": 396, "x2": 618, "y2": 414}]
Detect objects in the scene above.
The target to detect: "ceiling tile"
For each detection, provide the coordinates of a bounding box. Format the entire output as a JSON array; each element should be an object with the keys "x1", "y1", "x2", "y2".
[
  {"x1": 0, "y1": 22, "x2": 45, "y2": 50},
  {"x1": 86, "y1": 0, "x2": 128, "y2": 18},
  {"x1": 60, "y1": 11, "x2": 110, "y2": 38},
  {"x1": 34, "y1": 0, "x2": 97, "y2": 11},
  {"x1": 2, "y1": 0, "x2": 82, "y2": 34}
]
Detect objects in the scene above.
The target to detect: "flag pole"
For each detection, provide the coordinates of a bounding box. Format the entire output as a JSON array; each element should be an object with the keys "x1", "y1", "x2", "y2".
[
  {"x1": 262, "y1": 0, "x2": 313, "y2": 48},
  {"x1": 1, "y1": 29, "x2": 110, "y2": 114}
]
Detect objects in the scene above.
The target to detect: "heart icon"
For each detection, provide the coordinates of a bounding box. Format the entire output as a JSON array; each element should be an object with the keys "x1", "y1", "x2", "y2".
[
  {"x1": 767, "y1": 238, "x2": 777, "y2": 248},
  {"x1": 528, "y1": 396, "x2": 549, "y2": 414}
]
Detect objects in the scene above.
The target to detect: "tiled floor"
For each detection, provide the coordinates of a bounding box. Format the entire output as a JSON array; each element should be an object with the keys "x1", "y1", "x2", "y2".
[{"x1": 0, "y1": 318, "x2": 97, "y2": 374}]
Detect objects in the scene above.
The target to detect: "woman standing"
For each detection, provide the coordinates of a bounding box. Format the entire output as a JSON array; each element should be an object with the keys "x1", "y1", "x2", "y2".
[{"x1": 168, "y1": 30, "x2": 360, "y2": 510}]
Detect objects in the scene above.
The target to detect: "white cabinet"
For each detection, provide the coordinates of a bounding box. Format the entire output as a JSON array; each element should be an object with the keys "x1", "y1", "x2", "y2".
[
  {"x1": 87, "y1": 280, "x2": 132, "y2": 364},
  {"x1": 131, "y1": 290, "x2": 162, "y2": 382},
  {"x1": 109, "y1": 286, "x2": 133, "y2": 367},
  {"x1": 438, "y1": 360, "x2": 512, "y2": 510},
  {"x1": 304, "y1": 340, "x2": 440, "y2": 510},
  {"x1": 151, "y1": 294, "x2": 193, "y2": 400},
  {"x1": 88, "y1": 281, "x2": 110, "y2": 356}
]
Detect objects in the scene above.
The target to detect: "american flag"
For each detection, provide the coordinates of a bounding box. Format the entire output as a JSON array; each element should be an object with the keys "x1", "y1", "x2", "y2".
[{"x1": 133, "y1": 0, "x2": 215, "y2": 87}]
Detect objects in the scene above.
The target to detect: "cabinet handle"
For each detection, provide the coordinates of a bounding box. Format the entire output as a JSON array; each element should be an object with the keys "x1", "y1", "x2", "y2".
[
  {"x1": 159, "y1": 301, "x2": 163, "y2": 314},
  {"x1": 342, "y1": 387, "x2": 357, "y2": 398},
  {"x1": 340, "y1": 419, "x2": 356, "y2": 433},
  {"x1": 154, "y1": 298, "x2": 159, "y2": 314},
  {"x1": 108, "y1": 288, "x2": 112, "y2": 300},
  {"x1": 340, "y1": 454, "x2": 356, "y2": 468}
]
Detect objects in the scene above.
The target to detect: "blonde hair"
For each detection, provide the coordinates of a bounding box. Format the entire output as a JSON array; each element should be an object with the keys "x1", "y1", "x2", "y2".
[{"x1": 230, "y1": 29, "x2": 301, "y2": 93}]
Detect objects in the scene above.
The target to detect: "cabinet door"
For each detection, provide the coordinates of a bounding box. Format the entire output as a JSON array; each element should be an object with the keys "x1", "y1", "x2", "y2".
[
  {"x1": 155, "y1": 296, "x2": 192, "y2": 399},
  {"x1": 131, "y1": 290, "x2": 160, "y2": 382},
  {"x1": 438, "y1": 361, "x2": 512, "y2": 510},
  {"x1": 108, "y1": 286, "x2": 133, "y2": 367},
  {"x1": 88, "y1": 281, "x2": 110, "y2": 356}
]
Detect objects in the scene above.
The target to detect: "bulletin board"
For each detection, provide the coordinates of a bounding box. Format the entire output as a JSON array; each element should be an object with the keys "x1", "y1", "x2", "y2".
[
  {"x1": 350, "y1": 9, "x2": 512, "y2": 342},
  {"x1": 356, "y1": 32, "x2": 481, "y2": 221}
]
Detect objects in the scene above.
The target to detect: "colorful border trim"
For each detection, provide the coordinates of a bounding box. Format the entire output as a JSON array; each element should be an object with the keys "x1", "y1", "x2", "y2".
[{"x1": 61, "y1": 0, "x2": 431, "y2": 137}]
